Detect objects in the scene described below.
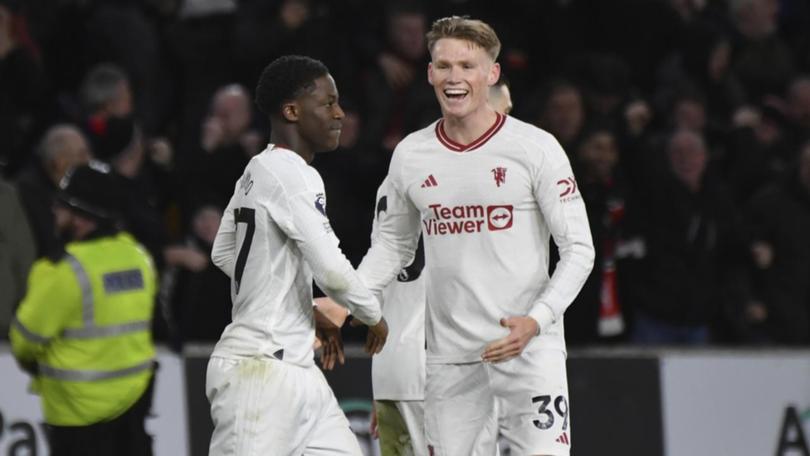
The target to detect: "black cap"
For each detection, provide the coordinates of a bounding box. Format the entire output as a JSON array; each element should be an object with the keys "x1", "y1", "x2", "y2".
[{"x1": 57, "y1": 162, "x2": 124, "y2": 221}]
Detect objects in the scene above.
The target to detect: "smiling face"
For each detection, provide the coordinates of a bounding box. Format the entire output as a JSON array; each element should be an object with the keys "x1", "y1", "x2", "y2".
[
  {"x1": 428, "y1": 37, "x2": 500, "y2": 121},
  {"x1": 293, "y1": 74, "x2": 345, "y2": 153}
]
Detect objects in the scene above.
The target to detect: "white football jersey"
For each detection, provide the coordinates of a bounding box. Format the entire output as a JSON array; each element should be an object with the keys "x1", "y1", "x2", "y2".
[
  {"x1": 359, "y1": 114, "x2": 594, "y2": 364},
  {"x1": 370, "y1": 178, "x2": 426, "y2": 401},
  {"x1": 211, "y1": 144, "x2": 382, "y2": 367}
]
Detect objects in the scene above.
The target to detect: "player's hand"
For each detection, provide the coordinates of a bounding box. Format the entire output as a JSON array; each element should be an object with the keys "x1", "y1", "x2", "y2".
[
  {"x1": 482, "y1": 316, "x2": 539, "y2": 363},
  {"x1": 313, "y1": 298, "x2": 347, "y2": 370},
  {"x1": 366, "y1": 317, "x2": 389, "y2": 355},
  {"x1": 315, "y1": 324, "x2": 344, "y2": 370},
  {"x1": 370, "y1": 401, "x2": 379, "y2": 439}
]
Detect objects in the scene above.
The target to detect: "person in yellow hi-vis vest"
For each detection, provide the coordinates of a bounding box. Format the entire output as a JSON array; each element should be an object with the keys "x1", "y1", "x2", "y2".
[{"x1": 9, "y1": 162, "x2": 158, "y2": 456}]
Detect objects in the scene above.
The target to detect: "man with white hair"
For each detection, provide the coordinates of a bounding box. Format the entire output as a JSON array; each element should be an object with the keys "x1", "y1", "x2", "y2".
[{"x1": 16, "y1": 125, "x2": 93, "y2": 259}]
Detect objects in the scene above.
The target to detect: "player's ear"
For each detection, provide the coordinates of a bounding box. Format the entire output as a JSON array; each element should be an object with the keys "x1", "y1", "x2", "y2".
[
  {"x1": 427, "y1": 62, "x2": 434, "y2": 86},
  {"x1": 487, "y1": 62, "x2": 501, "y2": 86},
  {"x1": 282, "y1": 102, "x2": 299, "y2": 122}
]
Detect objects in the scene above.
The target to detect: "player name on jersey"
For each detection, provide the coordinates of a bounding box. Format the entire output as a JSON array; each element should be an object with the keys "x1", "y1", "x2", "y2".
[{"x1": 423, "y1": 203, "x2": 513, "y2": 236}]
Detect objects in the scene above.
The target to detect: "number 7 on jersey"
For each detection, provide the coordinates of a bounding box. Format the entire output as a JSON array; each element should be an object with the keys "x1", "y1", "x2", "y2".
[{"x1": 233, "y1": 207, "x2": 255, "y2": 294}]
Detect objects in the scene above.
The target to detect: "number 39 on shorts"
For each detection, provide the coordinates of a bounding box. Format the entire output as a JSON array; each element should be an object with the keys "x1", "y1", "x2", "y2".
[{"x1": 531, "y1": 394, "x2": 569, "y2": 431}]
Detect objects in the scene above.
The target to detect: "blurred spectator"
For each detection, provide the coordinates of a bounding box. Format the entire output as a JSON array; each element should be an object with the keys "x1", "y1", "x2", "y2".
[
  {"x1": 80, "y1": 63, "x2": 174, "y2": 175},
  {"x1": 82, "y1": 0, "x2": 164, "y2": 134},
  {"x1": 0, "y1": 0, "x2": 48, "y2": 176},
  {"x1": 233, "y1": 0, "x2": 354, "y2": 93},
  {"x1": 166, "y1": 0, "x2": 237, "y2": 168},
  {"x1": 630, "y1": 129, "x2": 746, "y2": 345},
  {"x1": 84, "y1": 115, "x2": 167, "y2": 257},
  {"x1": 722, "y1": 102, "x2": 793, "y2": 204},
  {"x1": 533, "y1": 80, "x2": 586, "y2": 152},
  {"x1": 160, "y1": 202, "x2": 231, "y2": 348},
  {"x1": 785, "y1": 76, "x2": 810, "y2": 148},
  {"x1": 0, "y1": 176, "x2": 34, "y2": 339},
  {"x1": 566, "y1": 53, "x2": 633, "y2": 124},
  {"x1": 183, "y1": 83, "x2": 260, "y2": 218},
  {"x1": 743, "y1": 142, "x2": 810, "y2": 344},
  {"x1": 567, "y1": 126, "x2": 629, "y2": 345},
  {"x1": 655, "y1": 21, "x2": 746, "y2": 132},
  {"x1": 729, "y1": 0, "x2": 795, "y2": 101},
  {"x1": 16, "y1": 124, "x2": 92, "y2": 259},
  {"x1": 80, "y1": 63, "x2": 133, "y2": 124},
  {"x1": 356, "y1": 1, "x2": 439, "y2": 189}
]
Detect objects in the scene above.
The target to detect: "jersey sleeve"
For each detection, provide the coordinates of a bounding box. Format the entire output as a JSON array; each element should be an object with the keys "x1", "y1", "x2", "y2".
[
  {"x1": 211, "y1": 186, "x2": 238, "y2": 279},
  {"x1": 527, "y1": 135, "x2": 595, "y2": 334},
  {"x1": 262, "y1": 163, "x2": 383, "y2": 326},
  {"x1": 357, "y1": 152, "x2": 422, "y2": 293},
  {"x1": 10, "y1": 258, "x2": 81, "y2": 364}
]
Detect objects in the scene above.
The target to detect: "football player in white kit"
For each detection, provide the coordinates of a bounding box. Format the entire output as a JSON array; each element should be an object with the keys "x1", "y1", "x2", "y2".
[
  {"x1": 357, "y1": 17, "x2": 595, "y2": 456},
  {"x1": 367, "y1": 177, "x2": 428, "y2": 456},
  {"x1": 206, "y1": 55, "x2": 389, "y2": 456}
]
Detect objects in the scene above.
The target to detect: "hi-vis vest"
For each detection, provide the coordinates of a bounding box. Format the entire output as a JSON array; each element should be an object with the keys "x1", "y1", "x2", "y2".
[{"x1": 10, "y1": 232, "x2": 157, "y2": 426}]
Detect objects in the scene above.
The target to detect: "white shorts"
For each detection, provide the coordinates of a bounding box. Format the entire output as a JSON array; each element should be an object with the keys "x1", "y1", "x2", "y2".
[
  {"x1": 425, "y1": 349, "x2": 570, "y2": 456},
  {"x1": 206, "y1": 356, "x2": 362, "y2": 456},
  {"x1": 375, "y1": 399, "x2": 426, "y2": 456}
]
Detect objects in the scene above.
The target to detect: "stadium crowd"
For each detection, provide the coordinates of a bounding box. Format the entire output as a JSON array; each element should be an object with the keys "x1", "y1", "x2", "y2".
[{"x1": 2, "y1": 0, "x2": 810, "y2": 348}]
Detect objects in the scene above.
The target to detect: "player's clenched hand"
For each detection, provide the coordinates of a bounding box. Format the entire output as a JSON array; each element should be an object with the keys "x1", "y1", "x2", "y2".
[
  {"x1": 482, "y1": 316, "x2": 539, "y2": 363},
  {"x1": 366, "y1": 317, "x2": 389, "y2": 355}
]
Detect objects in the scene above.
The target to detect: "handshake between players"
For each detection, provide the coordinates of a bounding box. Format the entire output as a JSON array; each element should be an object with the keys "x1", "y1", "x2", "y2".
[{"x1": 314, "y1": 297, "x2": 389, "y2": 371}]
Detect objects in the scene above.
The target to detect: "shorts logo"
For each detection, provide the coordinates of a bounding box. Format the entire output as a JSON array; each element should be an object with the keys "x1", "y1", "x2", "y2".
[
  {"x1": 424, "y1": 203, "x2": 514, "y2": 236},
  {"x1": 487, "y1": 205, "x2": 513, "y2": 231},
  {"x1": 427, "y1": 445, "x2": 435, "y2": 456},
  {"x1": 555, "y1": 432, "x2": 570, "y2": 445},
  {"x1": 315, "y1": 193, "x2": 326, "y2": 216}
]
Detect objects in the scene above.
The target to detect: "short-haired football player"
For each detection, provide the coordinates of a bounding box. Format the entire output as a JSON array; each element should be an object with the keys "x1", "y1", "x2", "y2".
[
  {"x1": 358, "y1": 17, "x2": 594, "y2": 456},
  {"x1": 206, "y1": 55, "x2": 389, "y2": 456}
]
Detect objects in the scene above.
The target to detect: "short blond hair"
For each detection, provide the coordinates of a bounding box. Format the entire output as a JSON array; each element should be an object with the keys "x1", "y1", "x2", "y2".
[{"x1": 426, "y1": 16, "x2": 501, "y2": 61}]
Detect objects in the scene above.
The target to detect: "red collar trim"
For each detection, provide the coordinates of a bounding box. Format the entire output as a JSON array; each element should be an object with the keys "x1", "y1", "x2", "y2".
[{"x1": 435, "y1": 113, "x2": 506, "y2": 152}]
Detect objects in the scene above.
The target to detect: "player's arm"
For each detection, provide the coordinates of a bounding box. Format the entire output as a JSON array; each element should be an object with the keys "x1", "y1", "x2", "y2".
[
  {"x1": 357, "y1": 172, "x2": 421, "y2": 294},
  {"x1": 483, "y1": 137, "x2": 594, "y2": 363},
  {"x1": 211, "y1": 191, "x2": 238, "y2": 278},
  {"x1": 265, "y1": 164, "x2": 383, "y2": 326},
  {"x1": 528, "y1": 136, "x2": 595, "y2": 333}
]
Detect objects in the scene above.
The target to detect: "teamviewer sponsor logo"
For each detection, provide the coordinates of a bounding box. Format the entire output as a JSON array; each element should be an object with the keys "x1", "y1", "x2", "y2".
[
  {"x1": 423, "y1": 203, "x2": 513, "y2": 235},
  {"x1": 487, "y1": 205, "x2": 513, "y2": 230}
]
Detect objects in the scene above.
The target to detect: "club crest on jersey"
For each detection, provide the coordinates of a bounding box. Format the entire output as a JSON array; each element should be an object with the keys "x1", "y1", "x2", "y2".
[
  {"x1": 315, "y1": 193, "x2": 326, "y2": 216},
  {"x1": 492, "y1": 166, "x2": 507, "y2": 187}
]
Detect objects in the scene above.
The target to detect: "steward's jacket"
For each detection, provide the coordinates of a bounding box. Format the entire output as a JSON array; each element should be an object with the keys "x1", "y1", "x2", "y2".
[{"x1": 10, "y1": 231, "x2": 157, "y2": 426}]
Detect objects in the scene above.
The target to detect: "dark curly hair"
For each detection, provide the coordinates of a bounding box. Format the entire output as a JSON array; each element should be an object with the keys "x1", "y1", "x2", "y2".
[{"x1": 254, "y1": 55, "x2": 329, "y2": 117}]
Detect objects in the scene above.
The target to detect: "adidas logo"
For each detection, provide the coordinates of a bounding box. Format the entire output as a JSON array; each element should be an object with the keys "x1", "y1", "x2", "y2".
[
  {"x1": 555, "y1": 432, "x2": 570, "y2": 445},
  {"x1": 421, "y1": 175, "x2": 438, "y2": 188}
]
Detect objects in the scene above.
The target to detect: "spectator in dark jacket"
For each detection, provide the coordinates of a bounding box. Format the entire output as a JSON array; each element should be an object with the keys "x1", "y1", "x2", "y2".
[
  {"x1": 743, "y1": 142, "x2": 810, "y2": 344},
  {"x1": 631, "y1": 129, "x2": 747, "y2": 345},
  {"x1": 16, "y1": 124, "x2": 91, "y2": 259}
]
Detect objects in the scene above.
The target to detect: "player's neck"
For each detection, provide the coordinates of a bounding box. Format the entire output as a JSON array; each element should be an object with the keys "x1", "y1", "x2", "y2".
[
  {"x1": 441, "y1": 107, "x2": 499, "y2": 145},
  {"x1": 270, "y1": 126, "x2": 315, "y2": 163}
]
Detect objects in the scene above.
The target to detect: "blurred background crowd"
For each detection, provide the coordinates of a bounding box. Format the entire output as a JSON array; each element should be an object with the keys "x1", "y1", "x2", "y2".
[{"x1": 1, "y1": 0, "x2": 809, "y2": 349}]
